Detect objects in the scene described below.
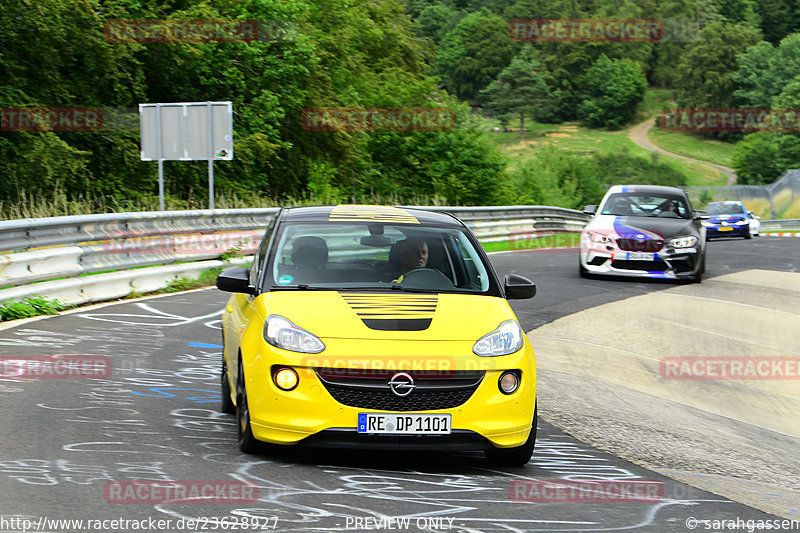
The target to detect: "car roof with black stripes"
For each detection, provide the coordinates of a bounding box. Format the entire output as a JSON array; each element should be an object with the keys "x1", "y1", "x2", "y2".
[{"x1": 280, "y1": 204, "x2": 464, "y2": 226}]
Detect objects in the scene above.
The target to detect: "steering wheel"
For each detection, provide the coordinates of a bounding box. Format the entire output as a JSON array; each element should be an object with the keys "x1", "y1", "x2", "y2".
[{"x1": 399, "y1": 268, "x2": 455, "y2": 290}]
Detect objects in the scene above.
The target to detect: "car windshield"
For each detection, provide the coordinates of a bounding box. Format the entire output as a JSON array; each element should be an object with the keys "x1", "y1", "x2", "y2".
[
  {"x1": 600, "y1": 193, "x2": 691, "y2": 219},
  {"x1": 707, "y1": 203, "x2": 745, "y2": 215},
  {"x1": 263, "y1": 222, "x2": 492, "y2": 294}
]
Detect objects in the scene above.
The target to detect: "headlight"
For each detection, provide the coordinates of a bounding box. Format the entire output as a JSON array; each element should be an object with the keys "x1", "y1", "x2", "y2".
[
  {"x1": 473, "y1": 320, "x2": 524, "y2": 356},
  {"x1": 701, "y1": 221, "x2": 714, "y2": 227},
  {"x1": 669, "y1": 236, "x2": 698, "y2": 247},
  {"x1": 264, "y1": 315, "x2": 325, "y2": 353},
  {"x1": 734, "y1": 219, "x2": 749, "y2": 225},
  {"x1": 587, "y1": 232, "x2": 612, "y2": 244}
]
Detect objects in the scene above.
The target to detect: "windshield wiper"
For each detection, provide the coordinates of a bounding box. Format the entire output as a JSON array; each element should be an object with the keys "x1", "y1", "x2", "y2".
[{"x1": 269, "y1": 284, "x2": 329, "y2": 290}]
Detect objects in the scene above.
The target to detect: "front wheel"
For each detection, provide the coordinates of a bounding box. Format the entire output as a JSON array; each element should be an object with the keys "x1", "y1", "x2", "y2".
[
  {"x1": 236, "y1": 357, "x2": 259, "y2": 453},
  {"x1": 485, "y1": 405, "x2": 537, "y2": 467},
  {"x1": 690, "y1": 254, "x2": 705, "y2": 283}
]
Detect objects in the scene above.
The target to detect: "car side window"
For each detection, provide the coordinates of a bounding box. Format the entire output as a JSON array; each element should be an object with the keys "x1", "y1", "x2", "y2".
[{"x1": 251, "y1": 215, "x2": 277, "y2": 287}]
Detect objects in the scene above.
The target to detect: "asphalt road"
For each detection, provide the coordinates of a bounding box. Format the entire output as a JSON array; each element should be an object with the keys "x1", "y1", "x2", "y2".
[{"x1": 0, "y1": 236, "x2": 797, "y2": 532}]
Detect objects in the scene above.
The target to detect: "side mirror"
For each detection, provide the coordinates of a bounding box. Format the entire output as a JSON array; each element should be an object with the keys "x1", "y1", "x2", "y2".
[
  {"x1": 583, "y1": 205, "x2": 597, "y2": 215},
  {"x1": 216, "y1": 267, "x2": 256, "y2": 295},
  {"x1": 693, "y1": 210, "x2": 709, "y2": 220},
  {"x1": 504, "y1": 273, "x2": 536, "y2": 300}
]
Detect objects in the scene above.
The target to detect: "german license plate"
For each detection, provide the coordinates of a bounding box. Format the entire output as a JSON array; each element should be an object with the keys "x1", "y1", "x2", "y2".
[
  {"x1": 626, "y1": 252, "x2": 654, "y2": 260},
  {"x1": 719, "y1": 226, "x2": 733, "y2": 231},
  {"x1": 357, "y1": 413, "x2": 451, "y2": 435}
]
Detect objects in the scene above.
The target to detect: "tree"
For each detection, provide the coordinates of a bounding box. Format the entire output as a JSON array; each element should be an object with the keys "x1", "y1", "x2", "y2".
[
  {"x1": 480, "y1": 51, "x2": 554, "y2": 141},
  {"x1": 732, "y1": 131, "x2": 800, "y2": 183},
  {"x1": 733, "y1": 33, "x2": 800, "y2": 108},
  {"x1": 733, "y1": 41, "x2": 780, "y2": 107},
  {"x1": 676, "y1": 22, "x2": 761, "y2": 109},
  {"x1": 415, "y1": 3, "x2": 465, "y2": 44},
  {"x1": 759, "y1": 0, "x2": 793, "y2": 43},
  {"x1": 437, "y1": 10, "x2": 515, "y2": 102},
  {"x1": 577, "y1": 54, "x2": 647, "y2": 129}
]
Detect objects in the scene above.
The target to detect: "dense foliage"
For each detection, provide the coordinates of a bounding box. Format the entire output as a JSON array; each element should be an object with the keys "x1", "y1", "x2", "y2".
[
  {"x1": 5, "y1": 0, "x2": 800, "y2": 213},
  {"x1": 0, "y1": 0, "x2": 505, "y2": 209}
]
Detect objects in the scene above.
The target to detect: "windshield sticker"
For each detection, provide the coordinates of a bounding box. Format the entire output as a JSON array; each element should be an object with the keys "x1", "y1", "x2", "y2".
[{"x1": 277, "y1": 275, "x2": 293, "y2": 285}]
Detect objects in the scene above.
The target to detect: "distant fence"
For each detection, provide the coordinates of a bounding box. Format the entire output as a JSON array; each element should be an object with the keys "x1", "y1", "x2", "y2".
[
  {"x1": 0, "y1": 206, "x2": 588, "y2": 307},
  {"x1": 687, "y1": 169, "x2": 800, "y2": 219}
]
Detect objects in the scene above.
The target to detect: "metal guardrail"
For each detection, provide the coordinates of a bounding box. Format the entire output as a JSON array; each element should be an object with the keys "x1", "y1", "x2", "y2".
[
  {"x1": 0, "y1": 206, "x2": 589, "y2": 307},
  {"x1": 760, "y1": 219, "x2": 800, "y2": 231}
]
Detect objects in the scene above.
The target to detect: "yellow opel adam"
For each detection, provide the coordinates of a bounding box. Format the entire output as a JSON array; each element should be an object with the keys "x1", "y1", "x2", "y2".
[{"x1": 217, "y1": 205, "x2": 538, "y2": 466}]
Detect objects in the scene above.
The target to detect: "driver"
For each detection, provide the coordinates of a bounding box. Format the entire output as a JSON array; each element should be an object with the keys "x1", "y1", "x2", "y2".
[{"x1": 393, "y1": 238, "x2": 429, "y2": 283}]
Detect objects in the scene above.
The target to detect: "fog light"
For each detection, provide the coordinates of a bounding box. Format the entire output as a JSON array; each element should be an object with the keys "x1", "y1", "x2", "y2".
[
  {"x1": 499, "y1": 371, "x2": 519, "y2": 395},
  {"x1": 273, "y1": 367, "x2": 298, "y2": 391}
]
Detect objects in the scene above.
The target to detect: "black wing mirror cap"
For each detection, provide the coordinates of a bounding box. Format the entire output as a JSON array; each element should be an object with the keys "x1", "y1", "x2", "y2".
[
  {"x1": 693, "y1": 210, "x2": 710, "y2": 220},
  {"x1": 583, "y1": 205, "x2": 598, "y2": 215},
  {"x1": 216, "y1": 267, "x2": 255, "y2": 295},
  {"x1": 504, "y1": 273, "x2": 536, "y2": 300}
]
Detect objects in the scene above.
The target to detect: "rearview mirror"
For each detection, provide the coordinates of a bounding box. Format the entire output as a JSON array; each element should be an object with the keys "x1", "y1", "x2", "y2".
[
  {"x1": 583, "y1": 205, "x2": 597, "y2": 215},
  {"x1": 504, "y1": 274, "x2": 536, "y2": 300},
  {"x1": 216, "y1": 267, "x2": 255, "y2": 295}
]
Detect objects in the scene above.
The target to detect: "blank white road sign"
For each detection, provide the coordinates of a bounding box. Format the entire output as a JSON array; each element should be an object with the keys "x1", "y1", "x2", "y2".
[{"x1": 140, "y1": 102, "x2": 233, "y2": 161}]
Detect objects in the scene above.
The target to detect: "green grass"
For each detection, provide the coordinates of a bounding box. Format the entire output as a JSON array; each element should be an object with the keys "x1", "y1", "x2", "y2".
[
  {"x1": 0, "y1": 295, "x2": 72, "y2": 321},
  {"x1": 635, "y1": 87, "x2": 676, "y2": 120},
  {"x1": 482, "y1": 116, "x2": 726, "y2": 185},
  {"x1": 481, "y1": 232, "x2": 580, "y2": 253},
  {"x1": 648, "y1": 128, "x2": 736, "y2": 168}
]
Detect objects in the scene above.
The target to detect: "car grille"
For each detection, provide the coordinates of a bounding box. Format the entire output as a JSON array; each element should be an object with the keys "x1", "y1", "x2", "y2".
[
  {"x1": 617, "y1": 238, "x2": 663, "y2": 252},
  {"x1": 315, "y1": 368, "x2": 484, "y2": 411},
  {"x1": 612, "y1": 260, "x2": 668, "y2": 271}
]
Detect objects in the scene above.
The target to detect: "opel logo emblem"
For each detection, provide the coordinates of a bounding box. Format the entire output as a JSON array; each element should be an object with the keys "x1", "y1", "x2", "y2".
[
  {"x1": 388, "y1": 372, "x2": 415, "y2": 397},
  {"x1": 636, "y1": 233, "x2": 646, "y2": 241}
]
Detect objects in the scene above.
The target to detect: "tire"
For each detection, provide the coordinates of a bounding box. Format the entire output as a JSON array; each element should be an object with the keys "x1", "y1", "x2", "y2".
[
  {"x1": 236, "y1": 356, "x2": 259, "y2": 453},
  {"x1": 744, "y1": 230, "x2": 752, "y2": 240},
  {"x1": 220, "y1": 357, "x2": 235, "y2": 415},
  {"x1": 485, "y1": 405, "x2": 537, "y2": 467},
  {"x1": 578, "y1": 259, "x2": 590, "y2": 278},
  {"x1": 691, "y1": 254, "x2": 705, "y2": 283}
]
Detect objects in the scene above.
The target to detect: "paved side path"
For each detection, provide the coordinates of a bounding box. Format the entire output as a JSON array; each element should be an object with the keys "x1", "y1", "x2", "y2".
[
  {"x1": 629, "y1": 117, "x2": 738, "y2": 186},
  {"x1": 530, "y1": 269, "x2": 800, "y2": 519}
]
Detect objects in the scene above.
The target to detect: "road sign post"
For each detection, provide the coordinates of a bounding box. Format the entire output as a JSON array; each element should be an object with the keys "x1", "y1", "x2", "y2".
[{"x1": 139, "y1": 101, "x2": 233, "y2": 210}]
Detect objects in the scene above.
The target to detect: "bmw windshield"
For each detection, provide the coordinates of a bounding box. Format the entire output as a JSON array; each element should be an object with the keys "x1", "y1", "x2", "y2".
[{"x1": 599, "y1": 193, "x2": 691, "y2": 219}]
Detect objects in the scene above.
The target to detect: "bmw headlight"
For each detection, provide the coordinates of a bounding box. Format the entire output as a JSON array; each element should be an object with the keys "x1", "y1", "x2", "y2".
[
  {"x1": 588, "y1": 232, "x2": 612, "y2": 244},
  {"x1": 669, "y1": 236, "x2": 698, "y2": 248},
  {"x1": 264, "y1": 315, "x2": 325, "y2": 353},
  {"x1": 473, "y1": 320, "x2": 524, "y2": 356}
]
